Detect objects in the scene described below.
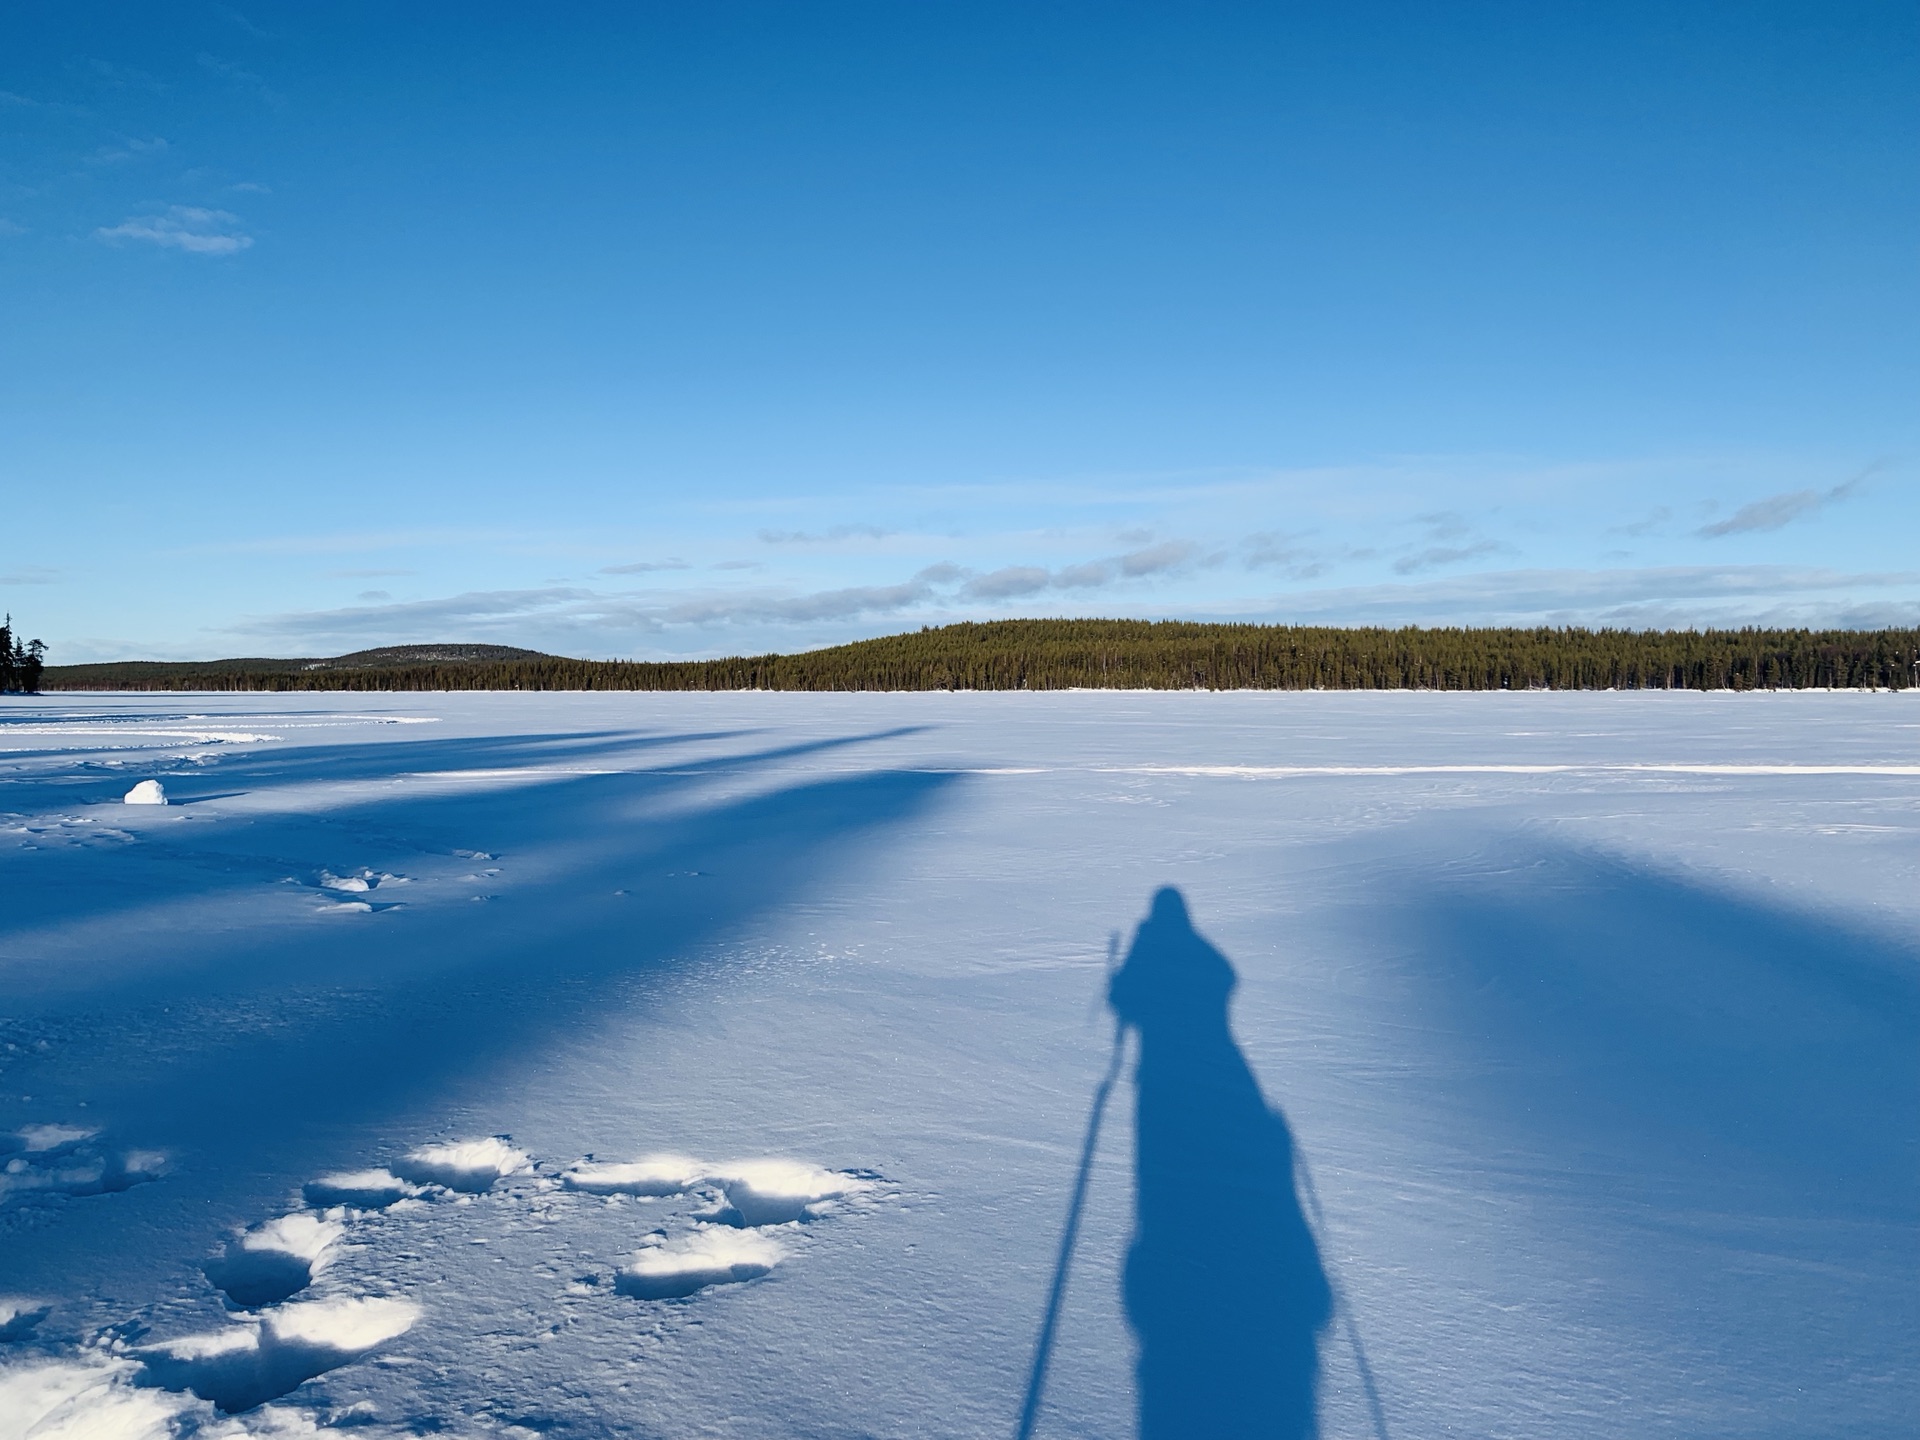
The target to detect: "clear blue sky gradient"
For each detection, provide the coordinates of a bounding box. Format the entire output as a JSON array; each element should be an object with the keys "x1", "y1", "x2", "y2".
[{"x1": 3, "y1": 2, "x2": 1915, "y2": 660}]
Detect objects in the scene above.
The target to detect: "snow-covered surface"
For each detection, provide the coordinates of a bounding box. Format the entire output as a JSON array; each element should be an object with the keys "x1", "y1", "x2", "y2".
[
  {"x1": 0, "y1": 690, "x2": 1915, "y2": 1437},
  {"x1": 616, "y1": 1228, "x2": 787, "y2": 1300},
  {"x1": 392, "y1": 1138, "x2": 530, "y2": 1193}
]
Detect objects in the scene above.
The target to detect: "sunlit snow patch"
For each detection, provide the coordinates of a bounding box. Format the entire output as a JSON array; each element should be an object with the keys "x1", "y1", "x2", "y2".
[
  {"x1": 11, "y1": 1123, "x2": 97, "y2": 1154},
  {"x1": 393, "y1": 1138, "x2": 530, "y2": 1192},
  {"x1": 122, "y1": 780, "x2": 167, "y2": 806},
  {"x1": 0, "y1": 1356, "x2": 194, "y2": 1439},
  {"x1": 561, "y1": 1154, "x2": 705, "y2": 1197},
  {"x1": 614, "y1": 1228, "x2": 785, "y2": 1300},
  {"x1": 205, "y1": 1214, "x2": 345, "y2": 1308},
  {"x1": 136, "y1": 1296, "x2": 419, "y2": 1413},
  {"x1": 317, "y1": 869, "x2": 407, "y2": 893},
  {"x1": 301, "y1": 1169, "x2": 420, "y2": 1209},
  {"x1": 707, "y1": 1160, "x2": 872, "y2": 1226}
]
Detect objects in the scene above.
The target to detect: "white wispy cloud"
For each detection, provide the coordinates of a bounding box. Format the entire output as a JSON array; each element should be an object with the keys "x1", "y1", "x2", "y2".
[
  {"x1": 1261, "y1": 565, "x2": 1920, "y2": 628},
  {"x1": 1394, "y1": 540, "x2": 1503, "y2": 575},
  {"x1": 601, "y1": 559, "x2": 692, "y2": 575},
  {"x1": 758, "y1": 524, "x2": 894, "y2": 545},
  {"x1": 86, "y1": 135, "x2": 168, "y2": 166},
  {"x1": 1242, "y1": 531, "x2": 1326, "y2": 579},
  {"x1": 1697, "y1": 465, "x2": 1880, "y2": 538},
  {"x1": 197, "y1": 52, "x2": 282, "y2": 107},
  {"x1": 208, "y1": 560, "x2": 1920, "y2": 660},
  {"x1": 960, "y1": 541, "x2": 1201, "y2": 600},
  {"x1": 1610, "y1": 506, "x2": 1672, "y2": 538},
  {"x1": 95, "y1": 205, "x2": 252, "y2": 255}
]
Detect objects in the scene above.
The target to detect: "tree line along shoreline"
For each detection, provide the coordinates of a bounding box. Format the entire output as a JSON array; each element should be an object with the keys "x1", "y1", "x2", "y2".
[{"x1": 29, "y1": 620, "x2": 1920, "y2": 693}]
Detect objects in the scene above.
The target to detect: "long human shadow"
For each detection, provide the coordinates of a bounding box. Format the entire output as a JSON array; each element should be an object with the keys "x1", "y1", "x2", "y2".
[{"x1": 1110, "y1": 888, "x2": 1332, "y2": 1439}]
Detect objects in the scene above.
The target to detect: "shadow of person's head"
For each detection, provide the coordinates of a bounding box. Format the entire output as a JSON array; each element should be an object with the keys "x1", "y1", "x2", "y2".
[{"x1": 1109, "y1": 885, "x2": 1237, "y2": 1039}]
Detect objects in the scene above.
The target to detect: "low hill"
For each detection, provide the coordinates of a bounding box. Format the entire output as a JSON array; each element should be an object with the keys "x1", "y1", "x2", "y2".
[
  {"x1": 42, "y1": 644, "x2": 563, "y2": 688},
  {"x1": 319, "y1": 645, "x2": 554, "y2": 669},
  {"x1": 33, "y1": 620, "x2": 1920, "y2": 692}
]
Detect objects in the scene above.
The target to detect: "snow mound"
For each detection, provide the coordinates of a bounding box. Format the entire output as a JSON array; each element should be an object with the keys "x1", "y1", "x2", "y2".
[
  {"x1": 263, "y1": 1296, "x2": 418, "y2": 1354},
  {"x1": 317, "y1": 869, "x2": 407, "y2": 893},
  {"x1": 12, "y1": 1124, "x2": 98, "y2": 1154},
  {"x1": 561, "y1": 1154, "x2": 705, "y2": 1196},
  {"x1": 393, "y1": 1137, "x2": 530, "y2": 1192},
  {"x1": 301, "y1": 1169, "x2": 419, "y2": 1209},
  {"x1": 205, "y1": 1215, "x2": 345, "y2": 1308},
  {"x1": 0, "y1": 1297, "x2": 50, "y2": 1341},
  {"x1": 0, "y1": 1142, "x2": 166, "y2": 1209},
  {"x1": 615, "y1": 1228, "x2": 785, "y2": 1300},
  {"x1": 708, "y1": 1159, "x2": 871, "y2": 1226},
  {"x1": 136, "y1": 1296, "x2": 419, "y2": 1414},
  {"x1": 122, "y1": 780, "x2": 167, "y2": 806},
  {"x1": 0, "y1": 1357, "x2": 192, "y2": 1440}
]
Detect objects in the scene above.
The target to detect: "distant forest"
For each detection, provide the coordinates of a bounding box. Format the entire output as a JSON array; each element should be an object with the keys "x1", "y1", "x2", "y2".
[
  {"x1": 36, "y1": 621, "x2": 1920, "y2": 692},
  {"x1": 0, "y1": 615, "x2": 46, "y2": 693}
]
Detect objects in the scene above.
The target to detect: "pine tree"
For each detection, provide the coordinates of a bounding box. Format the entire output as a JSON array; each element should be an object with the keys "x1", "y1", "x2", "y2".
[{"x1": 0, "y1": 615, "x2": 47, "y2": 694}]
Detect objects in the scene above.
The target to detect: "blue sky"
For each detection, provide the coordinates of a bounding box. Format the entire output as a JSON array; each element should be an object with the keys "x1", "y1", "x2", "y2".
[{"x1": 3, "y1": 2, "x2": 1915, "y2": 661}]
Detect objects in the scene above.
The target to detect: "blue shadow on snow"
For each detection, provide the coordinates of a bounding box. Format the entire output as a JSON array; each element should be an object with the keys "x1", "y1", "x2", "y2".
[{"x1": 1111, "y1": 887, "x2": 1332, "y2": 1439}]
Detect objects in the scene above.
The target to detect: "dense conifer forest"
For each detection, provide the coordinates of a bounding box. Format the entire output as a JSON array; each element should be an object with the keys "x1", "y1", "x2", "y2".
[
  {"x1": 36, "y1": 621, "x2": 1920, "y2": 692},
  {"x1": 0, "y1": 615, "x2": 46, "y2": 693}
]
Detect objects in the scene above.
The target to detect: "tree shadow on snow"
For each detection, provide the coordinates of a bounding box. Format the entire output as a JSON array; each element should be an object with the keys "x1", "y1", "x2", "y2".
[
  {"x1": 1377, "y1": 836, "x2": 1920, "y2": 1217},
  {"x1": 0, "y1": 723, "x2": 960, "y2": 1276},
  {"x1": 1111, "y1": 887, "x2": 1332, "y2": 1440},
  {"x1": 0, "y1": 724, "x2": 932, "y2": 948}
]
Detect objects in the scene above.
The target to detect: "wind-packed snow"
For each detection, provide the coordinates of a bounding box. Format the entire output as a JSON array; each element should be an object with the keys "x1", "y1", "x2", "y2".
[
  {"x1": 0, "y1": 689, "x2": 1916, "y2": 1438},
  {"x1": 122, "y1": 779, "x2": 166, "y2": 806}
]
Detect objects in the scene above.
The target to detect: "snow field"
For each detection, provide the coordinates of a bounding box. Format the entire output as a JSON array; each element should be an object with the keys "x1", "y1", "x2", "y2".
[
  {"x1": 2, "y1": 1117, "x2": 881, "y2": 1426},
  {"x1": 1, "y1": 691, "x2": 1916, "y2": 1437}
]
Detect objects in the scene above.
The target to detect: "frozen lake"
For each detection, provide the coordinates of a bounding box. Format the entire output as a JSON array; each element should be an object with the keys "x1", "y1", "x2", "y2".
[{"x1": 2, "y1": 690, "x2": 1916, "y2": 1439}]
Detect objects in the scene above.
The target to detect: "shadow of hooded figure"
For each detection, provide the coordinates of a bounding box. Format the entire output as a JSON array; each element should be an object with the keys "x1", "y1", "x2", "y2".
[{"x1": 1110, "y1": 887, "x2": 1332, "y2": 1439}]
